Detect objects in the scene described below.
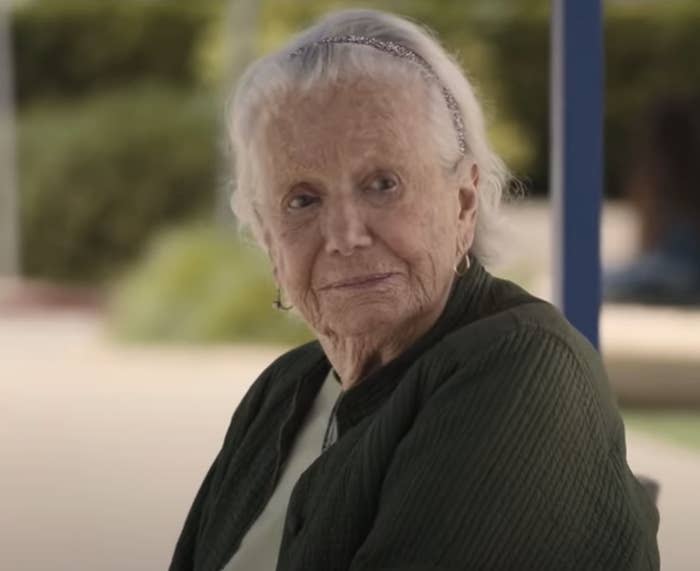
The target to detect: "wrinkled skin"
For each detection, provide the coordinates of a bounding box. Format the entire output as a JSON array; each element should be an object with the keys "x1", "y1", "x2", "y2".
[{"x1": 253, "y1": 74, "x2": 479, "y2": 388}]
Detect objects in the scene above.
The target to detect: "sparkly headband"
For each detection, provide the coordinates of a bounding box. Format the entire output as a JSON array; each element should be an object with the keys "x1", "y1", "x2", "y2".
[{"x1": 289, "y1": 34, "x2": 467, "y2": 155}]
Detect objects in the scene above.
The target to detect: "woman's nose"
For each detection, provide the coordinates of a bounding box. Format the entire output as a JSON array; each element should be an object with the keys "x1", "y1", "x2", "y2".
[{"x1": 322, "y1": 197, "x2": 372, "y2": 256}]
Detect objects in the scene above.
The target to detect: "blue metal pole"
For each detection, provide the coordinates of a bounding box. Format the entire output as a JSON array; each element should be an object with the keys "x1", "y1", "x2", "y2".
[{"x1": 550, "y1": 0, "x2": 604, "y2": 348}]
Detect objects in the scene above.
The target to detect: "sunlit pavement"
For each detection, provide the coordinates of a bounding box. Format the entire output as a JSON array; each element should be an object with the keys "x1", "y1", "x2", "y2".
[
  {"x1": 1, "y1": 311, "x2": 699, "y2": 570},
  {"x1": 1, "y1": 312, "x2": 283, "y2": 571}
]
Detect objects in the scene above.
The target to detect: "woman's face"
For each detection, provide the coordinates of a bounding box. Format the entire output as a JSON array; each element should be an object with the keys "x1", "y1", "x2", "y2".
[{"x1": 254, "y1": 75, "x2": 477, "y2": 340}]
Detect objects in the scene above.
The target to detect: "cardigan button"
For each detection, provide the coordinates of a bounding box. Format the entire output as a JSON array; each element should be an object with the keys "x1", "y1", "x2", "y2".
[{"x1": 286, "y1": 512, "x2": 303, "y2": 536}]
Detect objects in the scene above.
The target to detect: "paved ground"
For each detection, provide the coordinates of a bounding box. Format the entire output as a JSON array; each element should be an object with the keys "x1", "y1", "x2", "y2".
[
  {"x1": 1, "y1": 313, "x2": 279, "y2": 571},
  {"x1": 2, "y1": 311, "x2": 699, "y2": 570}
]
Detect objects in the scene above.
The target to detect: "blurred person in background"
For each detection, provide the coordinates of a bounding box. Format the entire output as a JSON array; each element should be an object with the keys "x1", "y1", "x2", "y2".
[
  {"x1": 605, "y1": 96, "x2": 700, "y2": 305},
  {"x1": 171, "y1": 9, "x2": 659, "y2": 571}
]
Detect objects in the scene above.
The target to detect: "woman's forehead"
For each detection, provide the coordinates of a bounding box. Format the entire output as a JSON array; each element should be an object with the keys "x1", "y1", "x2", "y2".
[{"x1": 258, "y1": 76, "x2": 431, "y2": 174}]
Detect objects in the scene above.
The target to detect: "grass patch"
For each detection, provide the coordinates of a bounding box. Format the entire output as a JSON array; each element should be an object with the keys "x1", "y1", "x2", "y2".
[{"x1": 622, "y1": 409, "x2": 700, "y2": 452}]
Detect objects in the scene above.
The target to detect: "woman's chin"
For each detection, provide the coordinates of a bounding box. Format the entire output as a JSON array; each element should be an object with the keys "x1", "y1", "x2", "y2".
[{"x1": 320, "y1": 304, "x2": 401, "y2": 338}]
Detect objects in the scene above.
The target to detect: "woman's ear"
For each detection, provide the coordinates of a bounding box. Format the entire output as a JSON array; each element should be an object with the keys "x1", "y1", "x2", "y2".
[
  {"x1": 457, "y1": 162, "x2": 479, "y2": 223},
  {"x1": 452, "y1": 160, "x2": 478, "y2": 254}
]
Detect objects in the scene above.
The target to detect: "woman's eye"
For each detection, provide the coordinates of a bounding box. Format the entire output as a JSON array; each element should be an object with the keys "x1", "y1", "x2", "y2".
[
  {"x1": 366, "y1": 175, "x2": 398, "y2": 194},
  {"x1": 287, "y1": 194, "x2": 317, "y2": 210}
]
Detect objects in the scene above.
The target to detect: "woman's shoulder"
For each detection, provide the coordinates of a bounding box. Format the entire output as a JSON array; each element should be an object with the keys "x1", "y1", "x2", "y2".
[
  {"x1": 242, "y1": 339, "x2": 327, "y2": 405},
  {"x1": 266, "y1": 339, "x2": 327, "y2": 380},
  {"x1": 452, "y1": 275, "x2": 601, "y2": 372},
  {"x1": 434, "y1": 276, "x2": 616, "y2": 420},
  {"x1": 399, "y1": 287, "x2": 624, "y2": 469},
  {"x1": 217, "y1": 340, "x2": 326, "y2": 451}
]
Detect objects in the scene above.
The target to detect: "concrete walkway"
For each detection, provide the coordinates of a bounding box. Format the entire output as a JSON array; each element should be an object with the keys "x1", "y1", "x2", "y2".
[{"x1": 1, "y1": 311, "x2": 699, "y2": 570}]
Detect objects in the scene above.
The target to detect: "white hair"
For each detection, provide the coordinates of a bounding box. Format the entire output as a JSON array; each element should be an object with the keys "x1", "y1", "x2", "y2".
[{"x1": 227, "y1": 8, "x2": 512, "y2": 264}]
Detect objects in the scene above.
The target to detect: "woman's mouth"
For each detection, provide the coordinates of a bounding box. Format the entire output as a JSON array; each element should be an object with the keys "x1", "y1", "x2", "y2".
[{"x1": 320, "y1": 272, "x2": 396, "y2": 291}]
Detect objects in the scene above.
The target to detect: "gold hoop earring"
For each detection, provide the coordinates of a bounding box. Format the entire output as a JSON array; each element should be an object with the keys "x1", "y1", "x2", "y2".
[
  {"x1": 273, "y1": 288, "x2": 293, "y2": 311},
  {"x1": 453, "y1": 252, "x2": 471, "y2": 277}
]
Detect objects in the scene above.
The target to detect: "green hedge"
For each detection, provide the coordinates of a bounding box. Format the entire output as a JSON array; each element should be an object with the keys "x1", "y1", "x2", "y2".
[
  {"x1": 19, "y1": 85, "x2": 220, "y2": 282},
  {"x1": 12, "y1": 0, "x2": 217, "y2": 106},
  {"x1": 108, "y1": 224, "x2": 312, "y2": 345}
]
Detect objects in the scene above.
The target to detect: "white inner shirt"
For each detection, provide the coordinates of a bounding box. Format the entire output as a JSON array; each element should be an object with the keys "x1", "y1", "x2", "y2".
[{"x1": 222, "y1": 368, "x2": 342, "y2": 571}]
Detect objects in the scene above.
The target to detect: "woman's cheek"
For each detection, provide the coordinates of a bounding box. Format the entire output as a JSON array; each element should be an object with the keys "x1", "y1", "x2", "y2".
[{"x1": 282, "y1": 244, "x2": 315, "y2": 296}]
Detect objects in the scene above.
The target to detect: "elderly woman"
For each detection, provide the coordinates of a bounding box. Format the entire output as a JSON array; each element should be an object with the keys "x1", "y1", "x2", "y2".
[{"x1": 171, "y1": 9, "x2": 659, "y2": 571}]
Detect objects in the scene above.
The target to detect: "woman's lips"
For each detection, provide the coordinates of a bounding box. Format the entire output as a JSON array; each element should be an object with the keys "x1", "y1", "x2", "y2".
[{"x1": 320, "y1": 272, "x2": 396, "y2": 291}]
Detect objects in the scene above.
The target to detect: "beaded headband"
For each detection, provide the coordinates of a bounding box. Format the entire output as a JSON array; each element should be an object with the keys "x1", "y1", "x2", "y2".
[{"x1": 288, "y1": 34, "x2": 467, "y2": 155}]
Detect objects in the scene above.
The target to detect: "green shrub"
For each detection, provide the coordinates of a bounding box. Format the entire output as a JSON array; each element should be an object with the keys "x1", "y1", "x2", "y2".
[
  {"x1": 12, "y1": 0, "x2": 218, "y2": 106},
  {"x1": 19, "y1": 84, "x2": 220, "y2": 283},
  {"x1": 107, "y1": 224, "x2": 312, "y2": 345}
]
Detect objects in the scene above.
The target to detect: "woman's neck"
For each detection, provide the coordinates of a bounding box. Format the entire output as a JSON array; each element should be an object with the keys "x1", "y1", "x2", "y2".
[
  {"x1": 319, "y1": 334, "x2": 399, "y2": 390},
  {"x1": 318, "y1": 287, "x2": 452, "y2": 391}
]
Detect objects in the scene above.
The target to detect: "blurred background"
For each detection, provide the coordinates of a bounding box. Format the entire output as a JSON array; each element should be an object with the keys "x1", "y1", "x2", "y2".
[{"x1": 1, "y1": 0, "x2": 698, "y2": 569}]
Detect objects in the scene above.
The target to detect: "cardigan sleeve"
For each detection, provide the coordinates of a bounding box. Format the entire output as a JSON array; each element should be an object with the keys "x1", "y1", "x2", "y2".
[
  {"x1": 169, "y1": 452, "x2": 221, "y2": 570},
  {"x1": 348, "y1": 327, "x2": 660, "y2": 571}
]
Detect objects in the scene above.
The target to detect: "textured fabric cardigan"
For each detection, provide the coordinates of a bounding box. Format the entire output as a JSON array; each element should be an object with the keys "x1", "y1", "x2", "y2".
[{"x1": 170, "y1": 260, "x2": 660, "y2": 571}]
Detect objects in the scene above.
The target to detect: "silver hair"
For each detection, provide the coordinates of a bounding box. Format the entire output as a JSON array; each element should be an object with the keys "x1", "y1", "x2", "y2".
[
  {"x1": 289, "y1": 35, "x2": 468, "y2": 155},
  {"x1": 227, "y1": 9, "x2": 512, "y2": 263}
]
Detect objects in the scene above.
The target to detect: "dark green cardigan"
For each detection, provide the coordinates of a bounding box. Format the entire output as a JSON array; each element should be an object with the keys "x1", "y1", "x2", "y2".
[{"x1": 170, "y1": 261, "x2": 660, "y2": 571}]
